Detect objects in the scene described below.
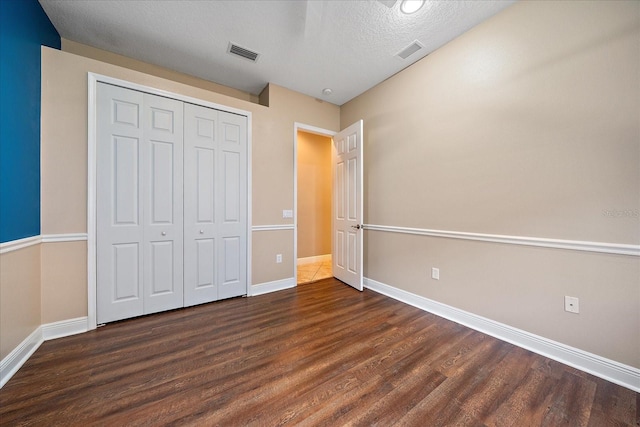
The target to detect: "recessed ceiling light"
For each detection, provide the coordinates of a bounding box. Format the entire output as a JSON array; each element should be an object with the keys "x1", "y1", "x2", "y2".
[
  {"x1": 400, "y1": 0, "x2": 425, "y2": 14},
  {"x1": 322, "y1": 88, "x2": 333, "y2": 96}
]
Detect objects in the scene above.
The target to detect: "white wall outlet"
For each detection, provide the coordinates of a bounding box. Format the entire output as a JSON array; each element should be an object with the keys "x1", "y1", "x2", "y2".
[
  {"x1": 282, "y1": 210, "x2": 293, "y2": 218},
  {"x1": 564, "y1": 296, "x2": 579, "y2": 314},
  {"x1": 431, "y1": 267, "x2": 440, "y2": 280},
  {"x1": 276, "y1": 254, "x2": 283, "y2": 263}
]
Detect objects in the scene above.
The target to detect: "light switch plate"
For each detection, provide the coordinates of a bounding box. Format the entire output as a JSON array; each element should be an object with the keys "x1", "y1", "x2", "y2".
[{"x1": 282, "y1": 210, "x2": 293, "y2": 218}]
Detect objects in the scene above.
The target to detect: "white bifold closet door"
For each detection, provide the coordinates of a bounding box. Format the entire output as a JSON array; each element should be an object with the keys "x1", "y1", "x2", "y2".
[
  {"x1": 96, "y1": 83, "x2": 247, "y2": 324},
  {"x1": 97, "y1": 83, "x2": 184, "y2": 323},
  {"x1": 183, "y1": 103, "x2": 247, "y2": 306}
]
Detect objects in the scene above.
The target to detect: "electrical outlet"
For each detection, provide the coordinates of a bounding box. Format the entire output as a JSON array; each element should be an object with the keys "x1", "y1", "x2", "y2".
[
  {"x1": 564, "y1": 296, "x2": 579, "y2": 314},
  {"x1": 431, "y1": 267, "x2": 440, "y2": 280},
  {"x1": 276, "y1": 254, "x2": 282, "y2": 263}
]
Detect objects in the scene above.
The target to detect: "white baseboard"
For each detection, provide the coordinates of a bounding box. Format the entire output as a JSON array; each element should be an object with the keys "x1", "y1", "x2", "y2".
[
  {"x1": 364, "y1": 277, "x2": 640, "y2": 393},
  {"x1": 0, "y1": 317, "x2": 89, "y2": 389},
  {"x1": 0, "y1": 327, "x2": 43, "y2": 388},
  {"x1": 42, "y1": 317, "x2": 88, "y2": 341},
  {"x1": 297, "y1": 254, "x2": 331, "y2": 266},
  {"x1": 250, "y1": 277, "x2": 296, "y2": 296}
]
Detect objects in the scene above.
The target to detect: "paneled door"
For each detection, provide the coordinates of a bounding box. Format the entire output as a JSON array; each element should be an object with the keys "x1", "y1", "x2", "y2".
[
  {"x1": 183, "y1": 103, "x2": 218, "y2": 306},
  {"x1": 97, "y1": 83, "x2": 184, "y2": 323},
  {"x1": 96, "y1": 83, "x2": 144, "y2": 323},
  {"x1": 183, "y1": 105, "x2": 248, "y2": 305},
  {"x1": 332, "y1": 120, "x2": 364, "y2": 291},
  {"x1": 217, "y1": 111, "x2": 248, "y2": 300},
  {"x1": 142, "y1": 93, "x2": 184, "y2": 315}
]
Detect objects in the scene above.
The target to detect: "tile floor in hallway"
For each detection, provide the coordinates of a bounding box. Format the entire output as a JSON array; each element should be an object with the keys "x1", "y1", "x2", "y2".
[{"x1": 297, "y1": 258, "x2": 333, "y2": 284}]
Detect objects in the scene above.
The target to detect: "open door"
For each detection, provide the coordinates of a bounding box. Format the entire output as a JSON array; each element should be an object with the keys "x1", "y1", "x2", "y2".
[{"x1": 332, "y1": 120, "x2": 363, "y2": 291}]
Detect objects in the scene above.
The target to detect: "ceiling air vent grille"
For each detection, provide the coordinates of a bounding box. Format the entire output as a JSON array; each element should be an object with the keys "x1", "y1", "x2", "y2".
[
  {"x1": 396, "y1": 40, "x2": 424, "y2": 60},
  {"x1": 228, "y1": 43, "x2": 260, "y2": 62}
]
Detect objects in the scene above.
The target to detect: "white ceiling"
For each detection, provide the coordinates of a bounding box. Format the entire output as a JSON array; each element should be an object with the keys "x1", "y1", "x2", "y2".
[{"x1": 39, "y1": 0, "x2": 515, "y2": 106}]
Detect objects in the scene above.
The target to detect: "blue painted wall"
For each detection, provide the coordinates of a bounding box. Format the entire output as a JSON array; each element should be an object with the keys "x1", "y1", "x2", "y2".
[{"x1": 0, "y1": 0, "x2": 60, "y2": 243}]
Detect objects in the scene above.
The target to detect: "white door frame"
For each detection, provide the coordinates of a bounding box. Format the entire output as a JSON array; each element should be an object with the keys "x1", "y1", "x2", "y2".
[
  {"x1": 293, "y1": 123, "x2": 336, "y2": 284},
  {"x1": 87, "y1": 72, "x2": 253, "y2": 330}
]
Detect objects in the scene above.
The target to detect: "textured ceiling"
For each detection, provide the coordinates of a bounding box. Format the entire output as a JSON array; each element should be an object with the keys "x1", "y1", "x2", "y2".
[{"x1": 39, "y1": 0, "x2": 515, "y2": 105}]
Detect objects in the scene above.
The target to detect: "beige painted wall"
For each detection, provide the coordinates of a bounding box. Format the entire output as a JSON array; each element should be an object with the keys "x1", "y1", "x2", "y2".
[
  {"x1": 40, "y1": 241, "x2": 87, "y2": 323},
  {"x1": 252, "y1": 230, "x2": 295, "y2": 285},
  {"x1": 297, "y1": 131, "x2": 332, "y2": 259},
  {"x1": 343, "y1": 0, "x2": 640, "y2": 367},
  {"x1": 39, "y1": 46, "x2": 339, "y2": 326},
  {"x1": 0, "y1": 245, "x2": 41, "y2": 360}
]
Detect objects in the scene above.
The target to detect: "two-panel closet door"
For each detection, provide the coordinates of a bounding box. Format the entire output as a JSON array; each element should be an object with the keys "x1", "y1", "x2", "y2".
[
  {"x1": 184, "y1": 104, "x2": 247, "y2": 306},
  {"x1": 97, "y1": 83, "x2": 184, "y2": 323}
]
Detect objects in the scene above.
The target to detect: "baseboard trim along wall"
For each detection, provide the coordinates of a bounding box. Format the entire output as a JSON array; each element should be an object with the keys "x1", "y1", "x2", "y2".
[
  {"x1": 0, "y1": 317, "x2": 89, "y2": 389},
  {"x1": 0, "y1": 328, "x2": 42, "y2": 388},
  {"x1": 41, "y1": 317, "x2": 89, "y2": 341},
  {"x1": 364, "y1": 224, "x2": 639, "y2": 257},
  {"x1": 250, "y1": 277, "x2": 296, "y2": 296},
  {"x1": 363, "y1": 277, "x2": 640, "y2": 393}
]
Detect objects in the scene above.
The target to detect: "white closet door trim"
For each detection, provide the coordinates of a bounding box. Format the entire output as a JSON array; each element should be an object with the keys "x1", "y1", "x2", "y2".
[{"x1": 87, "y1": 72, "x2": 252, "y2": 330}]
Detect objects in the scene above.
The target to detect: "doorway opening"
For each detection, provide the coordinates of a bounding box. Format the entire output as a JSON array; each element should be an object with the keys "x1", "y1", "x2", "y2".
[{"x1": 294, "y1": 126, "x2": 334, "y2": 284}]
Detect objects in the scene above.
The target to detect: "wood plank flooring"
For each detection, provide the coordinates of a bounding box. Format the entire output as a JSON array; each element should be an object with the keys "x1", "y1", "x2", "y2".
[{"x1": 1, "y1": 278, "x2": 638, "y2": 426}]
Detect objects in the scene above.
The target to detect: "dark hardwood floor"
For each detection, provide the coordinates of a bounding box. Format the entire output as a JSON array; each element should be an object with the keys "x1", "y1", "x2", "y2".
[{"x1": 1, "y1": 278, "x2": 638, "y2": 426}]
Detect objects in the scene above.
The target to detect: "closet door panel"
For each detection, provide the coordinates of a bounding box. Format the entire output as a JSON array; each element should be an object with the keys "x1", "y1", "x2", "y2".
[
  {"x1": 223, "y1": 151, "x2": 240, "y2": 222},
  {"x1": 218, "y1": 112, "x2": 247, "y2": 300},
  {"x1": 184, "y1": 103, "x2": 218, "y2": 306},
  {"x1": 97, "y1": 83, "x2": 144, "y2": 323},
  {"x1": 143, "y1": 93, "x2": 184, "y2": 314},
  {"x1": 112, "y1": 244, "x2": 140, "y2": 300}
]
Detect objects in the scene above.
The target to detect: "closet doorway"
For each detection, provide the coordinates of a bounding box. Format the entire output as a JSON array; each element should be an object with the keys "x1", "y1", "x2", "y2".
[{"x1": 295, "y1": 127, "x2": 333, "y2": 284}]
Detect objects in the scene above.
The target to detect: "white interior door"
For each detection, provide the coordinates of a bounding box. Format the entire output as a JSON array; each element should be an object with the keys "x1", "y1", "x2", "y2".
[
  {"x1": 184, "y1": 103, "x2": 219, "y2": 306},
  {"x1": 97, "y1": 83, "x2": 145, "y2": 323},
  {"x1": 142, "y1": 93, "x2": 184, "y2": 315},
  {"x1": 332, "y1": 120, "x2": 363, "y2": 291}
]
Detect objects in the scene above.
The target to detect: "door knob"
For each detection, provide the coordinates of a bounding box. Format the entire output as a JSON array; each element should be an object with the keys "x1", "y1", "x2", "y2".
[
  {"x1": 199, "y1": 230, "x2": 204, "y2": 234},
  {"x1": 350, "y1": 224, "x2": 362, "y2": 230},
  {"x1": 161, "y1": 231, "x2": 167, "y2": 236}
]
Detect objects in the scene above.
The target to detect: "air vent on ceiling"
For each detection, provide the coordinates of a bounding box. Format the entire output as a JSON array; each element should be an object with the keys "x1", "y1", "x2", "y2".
[
  {"x1": 227, "y1": 43, "x2": 260, "y2": 62},
  {"x1": 396, "y1": 40, "x2": 424, "y2": 60}
]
